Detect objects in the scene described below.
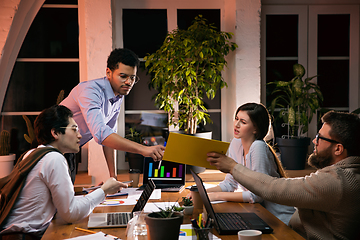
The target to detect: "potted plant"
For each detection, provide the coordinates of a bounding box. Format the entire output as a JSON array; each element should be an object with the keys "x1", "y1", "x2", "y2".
[
  {"x1": 267, "y1": 63, "x2": 323, "y2": 170},
  {"x1": 125, "y1": 128, "x2": 145, "y2": 173},
  {"x1": 144, "y1": 15, "x2": 238, "y2": 135},
  {"x1": 181, "y1": 196, "x2": 194, "y2": 215},
  {"x1": 0, "y1": 130, "x2": 16, "y2": 178},
  {"x1": 145, "y1": 203, "x2": 184, "y2": 240}
]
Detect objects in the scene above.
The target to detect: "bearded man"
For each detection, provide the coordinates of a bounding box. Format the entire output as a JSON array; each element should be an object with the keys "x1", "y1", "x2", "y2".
[{"x1": 207, "y1": 111, "x2": 360, "y2": 240}]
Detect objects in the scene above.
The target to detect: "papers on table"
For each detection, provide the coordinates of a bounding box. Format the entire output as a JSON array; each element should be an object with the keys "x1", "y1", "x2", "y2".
[
  {"x1": 65, "y1": 231, "x2": 122, "y2": 240},
  {"x1": 97, "y1": 189, "x2": 162, "y2": 207}
]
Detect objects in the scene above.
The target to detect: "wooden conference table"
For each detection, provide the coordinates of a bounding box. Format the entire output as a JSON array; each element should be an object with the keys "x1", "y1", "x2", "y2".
[{"x1": 41, "y1": 179, "x2": 304, "y2": 240}]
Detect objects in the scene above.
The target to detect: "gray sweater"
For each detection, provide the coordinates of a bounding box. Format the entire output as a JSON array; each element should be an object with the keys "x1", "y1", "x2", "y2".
[{"x1": 231, "y1": 156, "x2": 360, "y2": 240}]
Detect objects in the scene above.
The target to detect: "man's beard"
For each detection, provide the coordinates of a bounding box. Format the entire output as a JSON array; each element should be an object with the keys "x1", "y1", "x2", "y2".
[{"x1": 308, "y1": 145, "x2": 334, "y2": 169}]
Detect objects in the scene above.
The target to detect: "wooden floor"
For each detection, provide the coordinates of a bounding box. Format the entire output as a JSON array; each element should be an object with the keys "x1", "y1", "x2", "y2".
[{"x1": 74, "y1": 166, "x2": 316, "y2": 187}]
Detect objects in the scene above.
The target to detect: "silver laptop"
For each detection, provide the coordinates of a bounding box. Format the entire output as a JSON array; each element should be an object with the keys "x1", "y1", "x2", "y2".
[{"x1": 88, "y1": 179, "x2": 155, "y2": 228}]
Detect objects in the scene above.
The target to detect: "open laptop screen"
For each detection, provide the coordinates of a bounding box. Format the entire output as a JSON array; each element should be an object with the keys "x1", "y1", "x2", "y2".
[{"x1": 142, "y1": 157, "x2": 186, "y2": 186}]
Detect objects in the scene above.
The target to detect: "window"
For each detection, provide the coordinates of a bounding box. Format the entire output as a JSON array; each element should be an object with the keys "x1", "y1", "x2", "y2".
[
  {"x1": 116, "y1": 1, "x2": 223, "y2": 140},
  {"x1": 0, "y1": 1, "x2": 79, "y2": 156},
  {"x1": 261, "y1": 4, "x2": 359, "y2": 138}
]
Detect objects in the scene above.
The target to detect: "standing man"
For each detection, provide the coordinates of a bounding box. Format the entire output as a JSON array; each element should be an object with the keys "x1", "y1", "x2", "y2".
[
  {"x1": 61, "y1": 48, "x2": 165, "y2": 179},
  {"x1": 207, "y1": 111, "x2": 360, "y2": 240},
  {"x1": 0, "y1": 105, "x2": 127, "y2": 239}
]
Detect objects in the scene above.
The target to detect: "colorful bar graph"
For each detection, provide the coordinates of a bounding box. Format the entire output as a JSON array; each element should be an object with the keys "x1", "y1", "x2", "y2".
[{"x1": 148, "y1": 161, "x2": 183, "y2": 179}]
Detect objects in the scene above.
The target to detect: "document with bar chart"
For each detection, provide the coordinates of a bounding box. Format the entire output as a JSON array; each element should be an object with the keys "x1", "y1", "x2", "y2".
[
  {"x1": 140, "y1": 157, "x2": 186, "y2": 192},
  {"x1": 147, "y1": 161, "x2": 184, "y2": 180}
]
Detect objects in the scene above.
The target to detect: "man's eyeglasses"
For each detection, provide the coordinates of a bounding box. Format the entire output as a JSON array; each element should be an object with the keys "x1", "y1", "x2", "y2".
[
  {"x1": 120, "y1": 73, "x2": 140, "y2": 84},
  {"x1": 315, "y1": 133, "x2": 339, "y2": 144},
  {"x1": 60, "y1": 126, "x2": 79, "y2": 133}
]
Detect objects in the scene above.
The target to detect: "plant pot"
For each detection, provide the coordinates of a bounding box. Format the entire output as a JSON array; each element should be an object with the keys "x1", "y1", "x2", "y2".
[
  {"x1": 182, "y1": 205, "x2": 194, "y2": 215},
  {"x1": 276, "y1": 137, "x2": 310, "y2": 170},
  {"x1": 145, "y1": 212, "x2": 184, "y2": 240},
  {"x1": 0, "y1": 153, "x2": 15, "y2": 178},
  {"x1": 126, "y1": 152, "x2": 144, "y2": 173}
]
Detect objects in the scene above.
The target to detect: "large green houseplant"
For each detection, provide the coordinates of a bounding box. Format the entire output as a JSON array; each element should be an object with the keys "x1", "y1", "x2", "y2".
[
  {"x1": 144, "y1": 15, "x2": 238, "y2": 134},
  {"x1": 267, "y1": 63, "x2": 323, "y2": 169}
]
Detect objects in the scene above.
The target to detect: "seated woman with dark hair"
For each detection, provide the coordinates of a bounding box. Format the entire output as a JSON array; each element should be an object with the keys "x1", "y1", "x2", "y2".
[{"x1": 206, "y1": 103, "x2": 295, "y2": 225}]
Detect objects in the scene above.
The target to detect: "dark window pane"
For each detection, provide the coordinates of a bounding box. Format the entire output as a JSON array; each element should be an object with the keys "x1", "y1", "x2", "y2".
[
  {"x1": 123, "y1": 9, "x2": 168, "y2": 58},
  {"x1": 203, "y1": 112, "x2": 221, "y2": 141},
  {"x1": 177, "y1": 9, "x2": 220, "y2": 30},
  {"x1": 317, "y1": 60, "x2": 349, "y2": 108},
  {"x1": 3, "y1": 62, "x2": 79, "y2": 112},
  {"x1": 265, "y1": 60, "x2": 298, "y2": 107},
  {"x1": 266, "y1": 15, "x2": 298, "y2": 57},
  {"x1": 125, "y1": 62, "x2": 158, "y2": 111},
  {"x1": 125, "y1": 113, "x2": 168, "y2": 138},
  {"x1": 177, "y1": 8, "x2": 221, "y2": 110},
  {"x1": 18, "y1": 8, "x2": 78, "y2": 58},
  {"x1": 318, "y1": 15, "x2": 349, "y2": 57}
]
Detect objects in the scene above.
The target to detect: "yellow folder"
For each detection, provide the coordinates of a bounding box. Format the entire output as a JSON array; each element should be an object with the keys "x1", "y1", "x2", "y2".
[{"x1": 163, "y1": 132, "x2": 230, "y2": 169}]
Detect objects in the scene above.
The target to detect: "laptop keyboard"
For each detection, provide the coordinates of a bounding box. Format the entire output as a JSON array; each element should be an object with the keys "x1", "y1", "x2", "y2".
[
  {"x1": 107, "y1": 213, "x2": 130, "y2": 226},
  {"x1": 216, "y1": 213, "x2": 249, "y2": 230}
]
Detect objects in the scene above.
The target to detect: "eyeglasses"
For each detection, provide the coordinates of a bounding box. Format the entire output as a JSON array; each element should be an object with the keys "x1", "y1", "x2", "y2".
[
  {"x1": 60, "y1": 126, "x2": 79, "y2": 133},
  {"x1": 315, "y1": 133, "x2": 340, "y2": 145},
  {"x1": 119, "y1": 73, "x2": 140, "y2": 84}
]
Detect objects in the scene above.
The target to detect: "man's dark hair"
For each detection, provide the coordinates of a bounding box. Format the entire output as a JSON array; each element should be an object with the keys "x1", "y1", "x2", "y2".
[
  {"x1": 107, "y1": 48, "x2": 140, "y2": 71},
  {"x1": 34, "y1": 105, "x2": 73, "y2": 145},
  {"x1": 322, "y1": 110, "x2": 360, "y2": 156}
]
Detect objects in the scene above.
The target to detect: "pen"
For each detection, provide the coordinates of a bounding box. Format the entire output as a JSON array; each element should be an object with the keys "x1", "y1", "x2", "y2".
[
  {"x1": 191, "y1": 219, "x2": 200, "y2": 229},
  {"x1": 198, "y1": 213, "x2": 203, "y2": 228},
  {"x1": 75, "y1": 227, "x2": 96, "y2": 234},
  {"x1": 157, "y1": 141, "x2": 166, "y2": 170}
]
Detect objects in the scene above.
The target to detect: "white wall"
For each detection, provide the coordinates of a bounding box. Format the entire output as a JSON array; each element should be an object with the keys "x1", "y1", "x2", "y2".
[{"x1": 222, "y1": 0, "x2": 262, "y2": 143}]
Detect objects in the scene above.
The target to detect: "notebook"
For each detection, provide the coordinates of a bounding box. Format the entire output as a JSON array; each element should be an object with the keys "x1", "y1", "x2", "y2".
[
  {"x1": 190, "y1": 169, "x2": 273, "y2": 235},
  {"x1": 138, "y1": 157, "x2": 186, "y2": 192},
  {"x1": 87, "y1": 179, "x2": 155, "y2": 228}
]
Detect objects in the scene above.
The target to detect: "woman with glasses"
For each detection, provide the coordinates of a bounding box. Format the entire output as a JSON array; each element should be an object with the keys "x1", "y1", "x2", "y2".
[{"x1": 206, "y1": 102, "x2": 295, "y2": 225}]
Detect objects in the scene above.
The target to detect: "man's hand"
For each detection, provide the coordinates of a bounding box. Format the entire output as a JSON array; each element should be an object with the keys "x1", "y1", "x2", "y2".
[
  {"x1": 206, "y1": 152, "x2": 237, "y2": 173},
  {"x1": 101, "y1": 178, "x2": 128, "y2": 195},
  {"x1": 142, "y1": 145, "x2": 165, "y2": 161}
]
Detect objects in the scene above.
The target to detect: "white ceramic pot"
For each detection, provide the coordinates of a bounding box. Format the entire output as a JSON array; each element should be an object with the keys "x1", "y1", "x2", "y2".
[
  {"x1": 0, "y1": 153, "x2": 15, "y2": 178},
  {"x1": 183, "y1": 205, "x2": 194, "y2": 215}
]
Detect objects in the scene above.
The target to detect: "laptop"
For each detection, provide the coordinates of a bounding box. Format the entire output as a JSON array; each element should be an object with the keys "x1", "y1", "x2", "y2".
[
  {"x1": 138, "y1": 157, "x2": 186, "y2": 192},
  {"x1": 87, "y1": 179, "x2": 155, "y2": 228},
  {"x1": 190, "y1": 169, "x2": 273, "y2": 235}
]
